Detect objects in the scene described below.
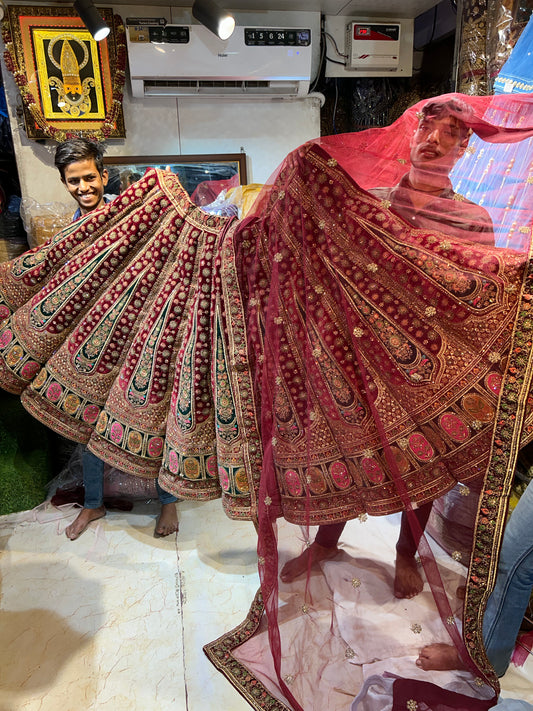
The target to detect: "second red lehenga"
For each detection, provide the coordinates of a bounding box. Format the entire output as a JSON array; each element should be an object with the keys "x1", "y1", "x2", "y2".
[{"x1": 2, "y1": 92, "x2": 533, "y2": 710}]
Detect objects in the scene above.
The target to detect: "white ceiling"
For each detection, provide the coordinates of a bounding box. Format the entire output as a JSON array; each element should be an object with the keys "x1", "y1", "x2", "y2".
[{"x1": 46, "y1": 0, "x2": 442, "y2": 20}]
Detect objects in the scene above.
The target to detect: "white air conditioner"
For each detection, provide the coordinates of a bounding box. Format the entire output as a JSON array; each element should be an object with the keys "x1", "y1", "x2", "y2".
[{"x1": 126, "y1": 12, "x2": 320, "y2": 99}]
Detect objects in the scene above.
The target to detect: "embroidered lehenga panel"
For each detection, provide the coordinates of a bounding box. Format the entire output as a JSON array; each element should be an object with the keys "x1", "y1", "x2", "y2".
[{"x1": 0, "y1": 172, "x2": 259, "y2": 520}]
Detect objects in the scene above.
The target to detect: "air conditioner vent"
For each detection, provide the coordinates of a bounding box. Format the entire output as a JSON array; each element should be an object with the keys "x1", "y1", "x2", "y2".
[{"x1": 142, "y1": 79, "x2": 300, "y2": 96}]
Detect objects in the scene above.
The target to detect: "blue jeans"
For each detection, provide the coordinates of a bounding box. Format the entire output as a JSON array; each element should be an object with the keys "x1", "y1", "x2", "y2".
[
  {"x1": 483, "y1": 478, "x2": 533, "y2": 676},
  {"x1": 82, "y1": 448, "x2": 177, "y2": 508}
]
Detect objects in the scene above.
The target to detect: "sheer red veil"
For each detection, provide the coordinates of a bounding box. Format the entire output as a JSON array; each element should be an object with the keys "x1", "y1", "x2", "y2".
[{"x1": 213, "y1": 92, "x2": 533, "y2": 711}]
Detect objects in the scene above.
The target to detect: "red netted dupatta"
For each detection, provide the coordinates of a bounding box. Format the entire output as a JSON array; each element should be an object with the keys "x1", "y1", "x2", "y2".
[{"x1": 226, "y1": 93, "x2": 533, "y2": 710}]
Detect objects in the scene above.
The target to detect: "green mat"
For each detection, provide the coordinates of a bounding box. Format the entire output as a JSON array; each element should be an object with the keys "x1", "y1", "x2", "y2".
[{"x1": 0, "y1": 389, "x2": 54, "y2": 515}]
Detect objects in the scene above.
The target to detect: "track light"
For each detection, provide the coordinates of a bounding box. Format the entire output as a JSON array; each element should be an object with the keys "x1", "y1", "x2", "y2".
[
  {"x1": 192, "y1": 0, "x2": 235, "y2": 41},
  {"x1": 74, "y1": 0, "x2": 110, "y2": 42}
]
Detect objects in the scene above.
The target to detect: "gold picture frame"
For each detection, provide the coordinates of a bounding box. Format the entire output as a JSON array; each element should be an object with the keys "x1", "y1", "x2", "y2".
[{"x1": 2, "y1": 5, "x2": 126, "y2": 141}]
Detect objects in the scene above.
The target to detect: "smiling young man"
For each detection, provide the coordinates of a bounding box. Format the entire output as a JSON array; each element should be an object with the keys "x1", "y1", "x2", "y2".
[
  {"x1": 54, "y1": 137, "x2": 110, "y2": 219},
  {"x1": 53, "y1": 137, "x2": 179, "y2": 541}
]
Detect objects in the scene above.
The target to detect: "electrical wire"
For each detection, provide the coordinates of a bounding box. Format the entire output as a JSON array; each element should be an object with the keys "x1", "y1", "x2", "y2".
[
  {"x1": 323, "y1": 30, "x2": 348, "y2": 59},
  {"x1": 309, "y1": 31, "x2": 327, "y2": 92},
  {"x1": 332, "y1": 77, "x2": 339, "y2": 134},
  {"x1": 326, "y1": 56, "x2": 347, "y2": 66}
]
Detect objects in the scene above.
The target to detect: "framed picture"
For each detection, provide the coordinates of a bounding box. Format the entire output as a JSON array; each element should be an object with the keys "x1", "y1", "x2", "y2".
[
  {"x1": 2, "y1": 5, "x2": 126, "y2": 141},
  {"x1": 104, "y1": 154, "x2": 248, "y2": 203}
]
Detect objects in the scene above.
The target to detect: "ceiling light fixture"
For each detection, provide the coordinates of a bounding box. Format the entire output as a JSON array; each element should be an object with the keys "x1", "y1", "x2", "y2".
[
  {"x1": 74, "y1": 0, "x2": 110, "y2": 41},
  {"x1": 192, "y1": 0, "x2": 235, "y2": 41}
]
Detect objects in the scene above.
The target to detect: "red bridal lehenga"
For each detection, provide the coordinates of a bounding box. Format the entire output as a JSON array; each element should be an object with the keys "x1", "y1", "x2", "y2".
[{"x1": 2, "y1": 93, "x2": 533, "y2": 710}]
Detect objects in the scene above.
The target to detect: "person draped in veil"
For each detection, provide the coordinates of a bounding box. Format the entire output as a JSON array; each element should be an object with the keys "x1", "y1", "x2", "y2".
[{"x1": 278, "y1": 97, "x2": 494, "y2": 600}]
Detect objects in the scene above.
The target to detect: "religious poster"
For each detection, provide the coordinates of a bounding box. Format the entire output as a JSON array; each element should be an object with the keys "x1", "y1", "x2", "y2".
[{"x1": 2, "y1": 5, "x2": 126, "y2": 141}]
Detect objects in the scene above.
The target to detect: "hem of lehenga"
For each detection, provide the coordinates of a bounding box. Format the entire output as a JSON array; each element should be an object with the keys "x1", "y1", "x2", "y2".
[{"x1": 203, "y1": 589, "x2": 293, "y2": 711}]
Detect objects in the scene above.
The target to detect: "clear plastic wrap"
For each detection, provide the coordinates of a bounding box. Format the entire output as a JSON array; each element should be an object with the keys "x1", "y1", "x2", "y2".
[{"x1": 19, "y1": 197, "x2": 73, "y2": 249}]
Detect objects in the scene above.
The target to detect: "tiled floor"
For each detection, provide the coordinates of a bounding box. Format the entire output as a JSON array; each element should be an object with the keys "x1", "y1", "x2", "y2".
[
  {"x1": 0, "y1": 498, "x2": 258, "y2": 711},
  {"x1": 1, "y1": 498, "x2": 532, "y2": 710}
]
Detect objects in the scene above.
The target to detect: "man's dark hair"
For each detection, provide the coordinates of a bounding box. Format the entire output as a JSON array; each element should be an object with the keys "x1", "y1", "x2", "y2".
[
  {"x1": 419, "y1": 98, "x2": 474, "y2": 140},
  {"x1": 54, "y1": 137, "x2": 106, "y2": 179}
]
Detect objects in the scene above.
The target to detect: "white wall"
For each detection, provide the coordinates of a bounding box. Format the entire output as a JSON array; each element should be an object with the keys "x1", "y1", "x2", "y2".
[{"x1": 0, "y1": 4, "x2": 321, "y2": 207}]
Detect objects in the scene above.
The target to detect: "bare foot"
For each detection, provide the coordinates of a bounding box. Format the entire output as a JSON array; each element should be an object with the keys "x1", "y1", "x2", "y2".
[
  {"x1": 416, "y1": 643, "x2": 466, "y2": 671},
  {"x1": 154, "y1": 502, "x2": 179, "y2": 537},
  {"x1": 394, "y1": 552, "x2": 424, "y2": 599},
  {"x1": 280, "y1": 541, "x2": 339, "y2": 583},
  {"x1": 65, "y1": 506, "x2": 106, "y2": 540}
]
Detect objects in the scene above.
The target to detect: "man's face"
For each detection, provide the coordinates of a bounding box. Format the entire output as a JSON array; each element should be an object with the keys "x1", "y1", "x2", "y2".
[
  {"x1": 410, "y1": 114, "x2": 468, "y2": 176},
  {"x1": 61, "y1": 158, "x2": 109, "y2": 215}
]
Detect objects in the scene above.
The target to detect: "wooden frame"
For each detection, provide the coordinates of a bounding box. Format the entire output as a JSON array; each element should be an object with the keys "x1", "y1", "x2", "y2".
[
  {"x1": 104, "y1": 153, "x2": 248, "y2": 198},
  {"x1": 3, "y1": 5, "x2": 126, "y2": 141}
]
